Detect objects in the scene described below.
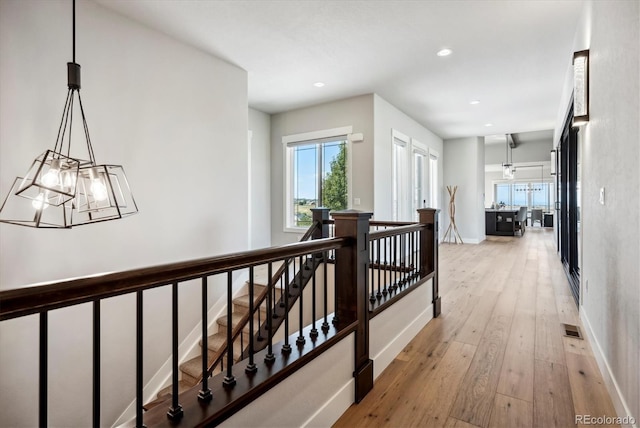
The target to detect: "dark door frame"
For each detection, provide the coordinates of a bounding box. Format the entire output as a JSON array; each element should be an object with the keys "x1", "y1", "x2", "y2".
[{"x1": 559, "y1": 102, "x2": 580, "y2": 305}]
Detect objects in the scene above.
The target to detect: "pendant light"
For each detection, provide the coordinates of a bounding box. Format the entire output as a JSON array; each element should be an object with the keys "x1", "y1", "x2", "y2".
[
  {"x1": 0, "y1": 0, "x2": 137, "y2": 228},
  {"x1": 502, "y1": 135, "x2": 514, "y2": 180}
]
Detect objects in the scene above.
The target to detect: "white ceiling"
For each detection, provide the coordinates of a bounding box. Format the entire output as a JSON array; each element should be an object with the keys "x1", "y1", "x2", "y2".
[{"x1": 94, "y1": 0, "x2": 583, "y2": 140}]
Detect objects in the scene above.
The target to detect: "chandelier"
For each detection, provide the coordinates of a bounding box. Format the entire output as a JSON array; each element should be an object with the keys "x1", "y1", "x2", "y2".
[{"x1": 0, "y1": 0, "x2": 137, "y2": 228}]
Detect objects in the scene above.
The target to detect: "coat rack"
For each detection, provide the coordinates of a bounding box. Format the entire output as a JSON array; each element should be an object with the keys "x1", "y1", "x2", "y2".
[{"x1": 443, "y1": 185, "x2": 463, "y2": 244}]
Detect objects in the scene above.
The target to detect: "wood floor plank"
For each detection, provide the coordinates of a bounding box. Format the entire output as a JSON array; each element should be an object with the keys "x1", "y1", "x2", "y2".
[
  {"x1": 454, "y1": 290, "x2": 500, "y2": 346},
  {"x1": 396, "y1": 341, "x2": 477, "y2": 428},
  {"x1": 562, "y1": 335, "x2": 594, "y2": 356},
  {"x1": 488, "y1": 393, "x2": 533, "y2": 428},
  {"x1": 449, "y1": 289, "x2": 517, "y2": 427},
  {"x1": 444, "y1": 417, "x2": 482, "y2": 428},
  {"x1": 565, "y1": 352, "x2": 620, "y2": 427},
  {"x1": 535, "y1": 283, "x2": 566, "y2": 365},
  {"x1": 556, "y1": 294, "x2": 581, "y2": 326},
  {"x1": 496, "y1": 281, "x2": 536, "y2": 402},
  {"x1": 533, "y1": 359, "x2": 575, "y2": 427}
]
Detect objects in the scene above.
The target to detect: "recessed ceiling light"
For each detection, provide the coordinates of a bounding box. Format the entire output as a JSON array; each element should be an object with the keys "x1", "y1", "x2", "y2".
[
  {"x1": 437, "y1": 48, "x2": 452, "y2": 57},
  {"x1": 313, "y1": 82, "x2": 325, "y2": 87},
  {"x1": 470, "y1": 100, "x2": 480, "y2": 105},
  {"x1": 485, "y1": 123, "x2": 493, "y2": 127}
]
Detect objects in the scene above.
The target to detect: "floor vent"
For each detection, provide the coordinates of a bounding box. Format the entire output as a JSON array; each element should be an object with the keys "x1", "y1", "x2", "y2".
[{"x1": 563, "y1": 323, "x2": 583, "y2": 340}]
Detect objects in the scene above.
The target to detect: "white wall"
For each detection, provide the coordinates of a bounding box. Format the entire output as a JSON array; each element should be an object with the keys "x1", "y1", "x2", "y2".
[
  {"x1": 270, "y1": 94, "x2": 374, "y2": 246},
  {"x1": 555, "y1": 1, "x2": 639, "y2": 423},
  {"x1": 249, "y1": 108, "x2": 272, "y2": 249},
  {"x1": 373, "y1": 95, "x2": 444, "y2": 222},
  {"x1": 443, "y1": 137, "x2": 485, "y2": 244},
  {"x1": 485, "y1": 139, "x2": 553, "y2": 165},
  {"x1": 0, "y1": 1, "x2": 248, "y2": 426}
]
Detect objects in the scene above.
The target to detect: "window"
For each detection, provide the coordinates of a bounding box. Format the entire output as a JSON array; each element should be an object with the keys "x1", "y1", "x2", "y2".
[
  {"x1": 494, "y1": 181, "x2": 552, "y2": 210},
  {"x1": 392, "y1": 132, "x2": 409, "y2": 221},
  {"x1": 429, "y1": 151, "x2": 439, "y2": 209},
  {"x1": 285, "y1": 136, "x2": 348, "y2": 229}
]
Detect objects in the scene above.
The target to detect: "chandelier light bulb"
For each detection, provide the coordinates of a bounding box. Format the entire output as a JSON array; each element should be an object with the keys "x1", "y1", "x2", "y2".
[
  {"x1": 90, "y1": 180, "x2": 108, "y2": 201},
  {"x1": 87, "y1": 167, "x2": 108, "y2": 201},
  {"x1": 31, "y1": 192, "x2": 50, "y2": 211},
  {"x1": 42, "y1": 159, "x2": 61, "y2": 187}
]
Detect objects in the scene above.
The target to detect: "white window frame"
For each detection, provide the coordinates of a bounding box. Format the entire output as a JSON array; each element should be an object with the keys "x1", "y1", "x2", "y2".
[
  {"x1": 428, "y1": 148, "x2": 439, "y2": 210},
  {"x1": 283, "y1": 126, "x2": 352, "y2": 233},
  {"x1": 392, "y1": 130, "x2": 410, "y2": 222},
  {"x1": 411, "y1": 139, "x2": 428, "y2": 221}
]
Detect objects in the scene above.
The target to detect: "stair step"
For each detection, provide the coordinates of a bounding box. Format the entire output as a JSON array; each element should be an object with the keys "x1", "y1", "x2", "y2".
[
  {"x1": 180, "y1": 354, "x2": 215, "y2": 382},
  {"x1": 233, "y1": 294, "x2": 268, "y2": 314},
  {"x1": 216, "y1": 312, "x2": 262, "y2": 336},
  {"x1": 201, "y1": 331, "x2": 226, "y2": 352},
  {"x1": 200, "y1": 332, "x2": 246, "y2": 356},
  {"x1": 156, "y1": 379, "x2": 193, "y2": 400}
]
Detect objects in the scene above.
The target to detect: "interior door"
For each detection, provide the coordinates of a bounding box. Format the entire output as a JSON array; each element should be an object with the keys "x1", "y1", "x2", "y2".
[{"x1": 559, "y1": 105, "x2": 580, "y2": 305}]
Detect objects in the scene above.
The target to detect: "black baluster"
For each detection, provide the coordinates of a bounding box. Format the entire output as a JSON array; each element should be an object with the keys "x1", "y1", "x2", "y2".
[
  {"x1": 297, "y1": 256, "x2": 306, "y2": 346},
  {"x1": 167, "y1": 283, "x2": 184, "y2": 420},
  {"x1": 392, "y1": 235, "x2": 398, "y2": 292},
  {"x1": 246, "y1": 266, "x2": 257, "y2": 374},
  {"x1": 369, "y1": 243, "x2": 376, "y2": 303},
  {"x1": 223, "y1": 272, "x2": 236, "y2": 388},
  {"x1": 321, "y1": 251, "x2": 330, "y2": 332},
  {"x1": 39, "y1": 312, "x2": 48, "y2": 428},
  {"x1": 310, "y1": 253, "x2": 318, "y2": 339},
  {"x1": 400, "y1": 233, "x2": 405, "y2": 287},
  {"x1": 377, "y1": 239, "x2": 382, "y2": 300},
  {"x1": 265, "y1": 262, "x2": 275, "y2": 363},
  {"x1": 382, "y1": 237, "x2": 388, "y2": 297},
  {"x1": 93, "y1": 301, "x2": 101, "y2": 427},
  {"x1": 282, "y1": 259, "x2": 291, "y2": 354},
  {"x1": 199, "y1": 277, "x2": 212, "y2": 402},
  {"x1": 135, "y1": 291, "x2": 144, "y2": 428}
]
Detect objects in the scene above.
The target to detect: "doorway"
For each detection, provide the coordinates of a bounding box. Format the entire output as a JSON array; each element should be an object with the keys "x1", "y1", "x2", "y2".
[{"x1": 559, "y1": 104, "x2": 581, "y2": 305}]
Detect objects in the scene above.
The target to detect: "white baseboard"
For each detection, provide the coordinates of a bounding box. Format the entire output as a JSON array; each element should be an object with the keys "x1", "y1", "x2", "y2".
[
  {"x1": 302, "y1": 379, "x2": 355, "y2": 428},
  {"x1": 371, "y1": 303, "x2": 434, "y2": 379},
  {"x1": 580, "y1": 309, "x2": 638, "y2": 428}
]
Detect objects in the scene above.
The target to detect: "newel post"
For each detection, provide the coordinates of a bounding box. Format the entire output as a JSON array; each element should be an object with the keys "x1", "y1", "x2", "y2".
[
  {"x1": 418, "y1": 208, "x2": 441, "y2": 318},
  {"x1": 332, "y1": 209, "x2": 374, "y2": 403},
  {"x1": 311, "y1": 207, "x2": 331, "y2": 240}
]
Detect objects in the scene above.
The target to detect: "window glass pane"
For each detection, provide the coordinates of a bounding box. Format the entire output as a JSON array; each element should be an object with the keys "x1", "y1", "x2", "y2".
[
  {"x1": 429, "y1": 155, "x2": 438, "y2": 209},
  {"x1": 414, "y1": 152, "x2": 425, "y2": 211},
  {"x1": 513, "y1": 183, "x2": 528, "y2": 207},
  {"x1": 495, "y1": 184, "x2": 510, "y2": 207},
  {"x1": 321, "y1": 141, "x2": 347, "y2": 211},
  {"x1": 287, "y1": 139, "x2": 347, "y2": 228},
  {"x1": 293, "y1": 145, "x2": 317, "y2": 227}
]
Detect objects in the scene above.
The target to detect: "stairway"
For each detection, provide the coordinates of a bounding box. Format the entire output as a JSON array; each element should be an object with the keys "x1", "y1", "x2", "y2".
[
  {"x1": 145, "y1": 256, "x2": 321, "y2": 410},
  {"x1": 144, "y1": 266, "x2": 280, "y2": 410}
]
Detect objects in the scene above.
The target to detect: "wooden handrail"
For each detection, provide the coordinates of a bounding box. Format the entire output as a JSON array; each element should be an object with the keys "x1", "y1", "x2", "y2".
[
  {"x1": 369, "y1": 223, "x2": 424, "y2": 240},
  {"x1": 0, "y1": 234, "x2": 347, "y2": 321},
  {"x1": 369, "y1": 220, "x2": 416, "y2": 227}
]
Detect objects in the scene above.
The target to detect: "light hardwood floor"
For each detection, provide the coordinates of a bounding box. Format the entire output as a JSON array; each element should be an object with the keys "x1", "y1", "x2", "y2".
[{"x1": 334, "y1": 227, "x2": 619, "y2": 428}]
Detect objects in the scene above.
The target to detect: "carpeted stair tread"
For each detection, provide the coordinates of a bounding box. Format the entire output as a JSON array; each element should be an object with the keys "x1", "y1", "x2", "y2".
[
  {"x1": 233, "y1": 294, "x2": 268, "y2": 313},
  {"x1": 199, "y1": 332, "x2": 245, "y2": 356},
  {"x1": 180, "y1": 355, "x2": 211, "y2": 380},
  {"x1": 200, "y1": 332, "x2": 226, "y2": 352},
  {"x1": 216, "y1": 312, "x2": 262, "y2": 334}
]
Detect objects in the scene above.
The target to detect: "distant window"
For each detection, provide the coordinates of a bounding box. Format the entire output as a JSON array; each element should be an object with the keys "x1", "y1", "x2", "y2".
[
  {"x1": 494, "y1": 181, "x2": 552, "y2": 210},
  {"x1": 285, "y1": 137, "x2": 348, "y2": 229}
]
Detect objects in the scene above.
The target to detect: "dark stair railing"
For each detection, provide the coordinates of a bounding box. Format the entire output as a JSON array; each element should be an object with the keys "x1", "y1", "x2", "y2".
[
  {"x1": 0, "y1": 208, "x2": 439, "y2": 427},
  {"x1": 201, "y1": 217, "x2": 322, "y2": 381}
]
